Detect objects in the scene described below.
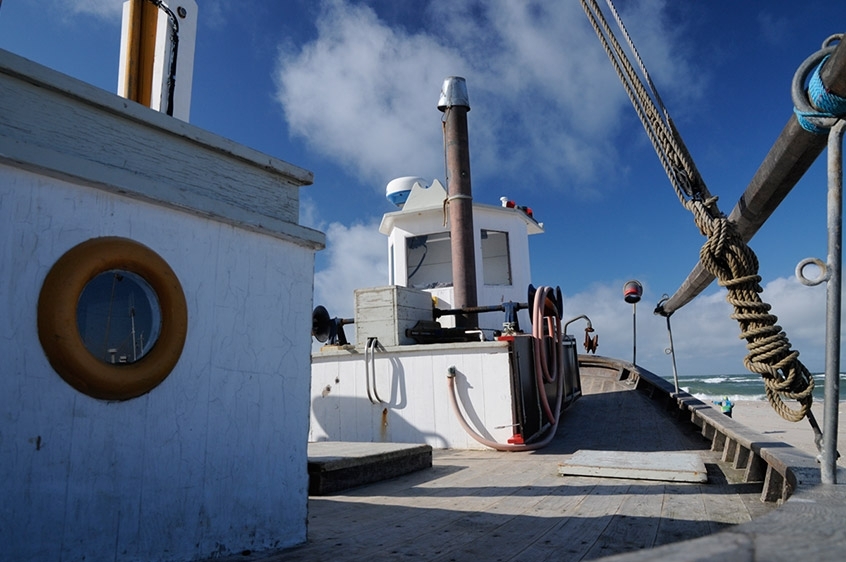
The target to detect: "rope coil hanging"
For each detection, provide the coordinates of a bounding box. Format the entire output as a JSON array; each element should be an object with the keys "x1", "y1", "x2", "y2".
[{"x1": 580, "y1": 0, "x2": 818, "y2": 426}]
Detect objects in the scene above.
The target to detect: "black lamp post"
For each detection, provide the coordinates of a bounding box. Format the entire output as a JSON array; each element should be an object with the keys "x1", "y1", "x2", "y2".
[{"x1": 623, "y1": 280, "x2": 643, "y2": 365}]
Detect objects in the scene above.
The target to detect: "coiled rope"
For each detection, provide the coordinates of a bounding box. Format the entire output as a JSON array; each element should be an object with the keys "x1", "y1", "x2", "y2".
[{"x1": 580, "y1": 0, "x2": 818, "y2": 425}]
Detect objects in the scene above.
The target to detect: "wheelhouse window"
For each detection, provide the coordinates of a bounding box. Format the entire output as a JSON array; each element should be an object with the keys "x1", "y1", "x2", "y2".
[
  {"x1": 406, "y1": 233, "x2": 453, "y2": 289},
  {"x1": 481, "y1": 230, "x2": 511, "y2": 286}
]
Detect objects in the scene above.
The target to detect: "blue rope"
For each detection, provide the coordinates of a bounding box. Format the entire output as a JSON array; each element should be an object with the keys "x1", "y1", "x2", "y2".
[
  {"x1": 809, "y1": 56, "x2": 846, "y2": 113},
  {"x1": 794, "y1": 108, "x2": 831, "y2": 134},
  {"x1": 796, "y1": 56, "x2": 846, "y2": 134}
]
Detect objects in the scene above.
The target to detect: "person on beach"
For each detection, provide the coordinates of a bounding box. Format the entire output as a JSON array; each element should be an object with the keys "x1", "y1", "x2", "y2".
[{"x1": 713, "y1": 396, "x2": 733, "y2": 417}]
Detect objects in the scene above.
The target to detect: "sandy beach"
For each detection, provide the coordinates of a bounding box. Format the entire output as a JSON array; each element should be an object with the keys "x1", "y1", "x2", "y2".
[{"x1": 719, "y1": 399, "x2": 845, "y2": 466}]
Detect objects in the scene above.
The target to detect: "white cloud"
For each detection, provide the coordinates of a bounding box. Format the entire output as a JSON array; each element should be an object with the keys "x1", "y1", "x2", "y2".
[
  {"x1": 564, "y1": 275, "x2": 834, "y2": 377},
  {"x1": 273, "y1": 0, "x2": 698, "y2": 195},
  {"x1": 313, "y1": 219, "x2": 388, "y2": 324},
  {"x1": 64, "y1": 0, "x2": 125, "y2": 19},
  {"x1": 299, "y1": 196, "x2": 322, "y2": 232},
  {"x1": 275, "y1": 0, "x2": 461, "y2": 188}
]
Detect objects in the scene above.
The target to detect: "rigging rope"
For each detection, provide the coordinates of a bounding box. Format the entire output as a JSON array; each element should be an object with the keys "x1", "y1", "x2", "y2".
[{"x1": 580, "y1": 0, "x2": 818, "y2": 425}]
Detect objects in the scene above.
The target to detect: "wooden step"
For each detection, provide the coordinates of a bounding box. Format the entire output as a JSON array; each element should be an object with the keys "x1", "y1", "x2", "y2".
[{"x1": 307, "y1": 442, "x2": 433, "y2": 495}]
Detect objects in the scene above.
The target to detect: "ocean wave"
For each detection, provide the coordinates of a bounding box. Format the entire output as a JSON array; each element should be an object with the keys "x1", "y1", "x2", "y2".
[
  {"x1": 700, "y1": 376, "x2": 730, "y2": 384},
  {"x1": 689, "y1": 392, "x2": 767, "y2": 403}
]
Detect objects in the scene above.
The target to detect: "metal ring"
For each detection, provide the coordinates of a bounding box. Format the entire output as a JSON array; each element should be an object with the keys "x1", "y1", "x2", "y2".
[
  {"x1": 791, "y1": 45, "x2": 839, "y2": 130},
  {"x1": 822, "y1": 34, "x2": 843, "y2": 49},
  {"x1": 795, "y1": 257, "x2": 829, "y2": 286}
]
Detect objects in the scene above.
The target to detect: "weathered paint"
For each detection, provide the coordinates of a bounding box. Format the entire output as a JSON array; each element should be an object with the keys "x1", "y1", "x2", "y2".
[
  {"x1": 0, "y1": 164, "x2": 316, "y2": 560},
  {"x1": 311, "y1": 341, "x2": 516, "y2": 449},
  {"x1": 0, "y1": 47, "x2": 322, "y2": 561}
]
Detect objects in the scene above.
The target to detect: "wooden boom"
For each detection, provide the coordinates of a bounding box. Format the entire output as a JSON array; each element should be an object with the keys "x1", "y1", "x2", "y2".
[{"x1": 658, "y1": 37, "x2": 846, "y2": 315}]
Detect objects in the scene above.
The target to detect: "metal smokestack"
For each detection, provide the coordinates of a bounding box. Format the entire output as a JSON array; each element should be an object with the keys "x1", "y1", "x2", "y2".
[{"x1": 438, "y1": 77, "x2": 478, "y2": 328}]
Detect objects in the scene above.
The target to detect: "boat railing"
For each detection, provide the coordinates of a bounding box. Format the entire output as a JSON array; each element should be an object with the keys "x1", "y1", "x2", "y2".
[
  {"x1": 579, "y1": 355, "x2": 825, "y2": 504},
  {"x1": 578, "y1": 355, "x2": 846, "y2": 561}
]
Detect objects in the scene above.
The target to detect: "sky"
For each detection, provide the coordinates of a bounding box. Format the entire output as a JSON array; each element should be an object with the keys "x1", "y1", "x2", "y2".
[{"x1": 1, "y1": 0, "x2": 844, "y2": 377}]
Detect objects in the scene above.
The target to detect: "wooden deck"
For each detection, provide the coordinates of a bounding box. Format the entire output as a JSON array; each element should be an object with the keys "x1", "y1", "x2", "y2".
[{"x1": 264, "y1": 363, "x2": 782, "y2": 561}]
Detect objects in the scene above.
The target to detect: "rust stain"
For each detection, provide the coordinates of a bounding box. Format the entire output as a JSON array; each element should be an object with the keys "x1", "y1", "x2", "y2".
[
  {"x1": 321, "y1": 385, "x2": 332, "y2": 397},
  {"x1": 380, "y1": 408, "x2": 389, "y2": 441}
]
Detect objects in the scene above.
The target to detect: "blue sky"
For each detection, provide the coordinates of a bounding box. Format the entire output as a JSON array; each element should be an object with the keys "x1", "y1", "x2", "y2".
[{"x1": 1, "y1": 0, "x2": 844, "y2": 377}]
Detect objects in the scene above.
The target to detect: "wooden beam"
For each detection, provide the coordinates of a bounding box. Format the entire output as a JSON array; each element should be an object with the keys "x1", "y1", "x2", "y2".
[{"x1": 659, "y1": 37, "x2": 846, "y2": 315}]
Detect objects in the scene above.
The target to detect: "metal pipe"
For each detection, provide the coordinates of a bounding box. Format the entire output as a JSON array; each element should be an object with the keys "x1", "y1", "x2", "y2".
[
  {"x1": 365, "y1": 337, "x2": 386, "y2": 405},
  {"x1": 631, "y1": 302, "x2": 637, "y2": 365},
  {"x1": 624, "y1": 281, "x2": 642, "y2": 365},
  {"x1": 563, "y1": 314, "x2": 593, "y2": 336},
  {"x1": 822, "y1": 119, "x2": 843, "y2": 484},
  {"x1": 434, "y1": 302, "x2": 527, "y2": 317},
  {"x1": 658, "y1": 37, "x2": 846, "y2": 315},
  {"x1": 439, "y1": 77, "x2": 478, "y2": 327},
  {"x1": 656, "y1": 295, "x2": 680, "y2": 393},
  {"x1": 665, "y1": 314, "x2": 679, "y2": 393}
]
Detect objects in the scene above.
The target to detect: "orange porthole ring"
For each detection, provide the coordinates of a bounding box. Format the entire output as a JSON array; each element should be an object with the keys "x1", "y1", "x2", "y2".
[{"x1": 37, "y1": 237, "x2": 188, "y2": 400}]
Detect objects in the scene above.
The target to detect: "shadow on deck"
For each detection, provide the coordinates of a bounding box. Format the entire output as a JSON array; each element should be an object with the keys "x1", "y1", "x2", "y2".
[{"x1": 231, "y1": 355, "x2": 846, "y2": 561}]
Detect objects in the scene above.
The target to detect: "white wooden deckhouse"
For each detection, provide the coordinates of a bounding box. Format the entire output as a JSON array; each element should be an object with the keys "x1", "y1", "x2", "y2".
[
  {"x1": 0, "y1": 48, "x2": 324, "y2": 561},
  {"x1": 380, "y1": 176, "x2": 544, "y2": 333},
  {"x1": 309, "y1": 177, "x2": 562, "y2": 450}
]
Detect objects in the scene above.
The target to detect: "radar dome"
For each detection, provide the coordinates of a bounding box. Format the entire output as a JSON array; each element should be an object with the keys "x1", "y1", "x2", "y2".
[{"x1": 386, "y1": 176, "x2": 429, "y2": 208}]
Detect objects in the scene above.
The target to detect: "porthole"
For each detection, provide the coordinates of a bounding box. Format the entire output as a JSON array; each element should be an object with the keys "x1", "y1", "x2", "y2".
[
  {"x1": 38, "y1": 237, "x2": 188, "y2": 400},
  {"x1": 77, "y1": 270, "x2": 162, "y2": 364}
]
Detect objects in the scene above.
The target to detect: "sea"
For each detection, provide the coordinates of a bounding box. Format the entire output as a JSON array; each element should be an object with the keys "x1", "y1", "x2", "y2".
[{"x1": 665, "y1": 372, "x2": 846, "y2": 403}]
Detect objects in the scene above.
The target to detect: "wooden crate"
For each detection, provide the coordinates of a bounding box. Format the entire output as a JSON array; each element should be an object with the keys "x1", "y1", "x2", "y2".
[{"x1": 354, "y1": 286, "x2": 434, "y2": 346}]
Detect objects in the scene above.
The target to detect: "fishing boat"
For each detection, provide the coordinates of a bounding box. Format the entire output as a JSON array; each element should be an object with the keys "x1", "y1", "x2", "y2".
[
  {"x1": 292, "y1": 1, "x2": 846, "y2": 559},
  {"x1": 290, "y1": 68, "x2": 846, "y2": 559},
  {"x1": 1, "y1": 1, "x2": 845, "y2": 561}
]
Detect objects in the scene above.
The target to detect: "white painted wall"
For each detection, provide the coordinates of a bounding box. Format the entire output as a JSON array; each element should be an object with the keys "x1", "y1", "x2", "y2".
[
  {"x1": 310, "y1": 341, "x2": 516, "y2": 449},
  {"x1": 0, "y1": 165, "x2": 315, "y2": 561},
  {"x1": 384, "y1": 204, "x2": 540, "y2": 333}
]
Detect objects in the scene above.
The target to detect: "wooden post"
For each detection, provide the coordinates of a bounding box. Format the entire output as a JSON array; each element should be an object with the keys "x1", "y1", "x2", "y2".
[{"x1": 121, "y1": 0, "x2": 158, "y2": 107}]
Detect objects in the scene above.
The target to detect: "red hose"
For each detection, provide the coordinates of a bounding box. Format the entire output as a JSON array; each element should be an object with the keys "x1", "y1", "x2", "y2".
[
  {"x1": 445, "y1": 285, "x2": 566, "y2": 451},
  {"x1": 532, "y1": 286, "x2": 563, "y2": 423}
]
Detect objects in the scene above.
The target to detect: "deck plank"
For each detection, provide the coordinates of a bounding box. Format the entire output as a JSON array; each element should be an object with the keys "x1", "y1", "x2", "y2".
[
  {"x1": 518, "y1": 481, "x2": 632, "y2": 561},
  {"x1": 581, "y1": 482, "x2": 665, "y2": 558},
  {"x1": 262, "y1": 367, "x2": 778, "y2": 562}
]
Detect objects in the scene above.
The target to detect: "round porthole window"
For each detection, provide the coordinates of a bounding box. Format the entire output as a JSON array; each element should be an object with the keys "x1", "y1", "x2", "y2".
[
  {"x1": 38, "y1": 237, "x2": 188, "y2": 400},
  {"x1": 77, "y1": 270, "x2": 162, "y2": 364}
]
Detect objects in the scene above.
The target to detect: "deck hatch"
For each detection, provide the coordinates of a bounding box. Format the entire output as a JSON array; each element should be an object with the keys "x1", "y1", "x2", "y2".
[{"x1": 558, "y1": 450, "x2": 708, "y2": 483}]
